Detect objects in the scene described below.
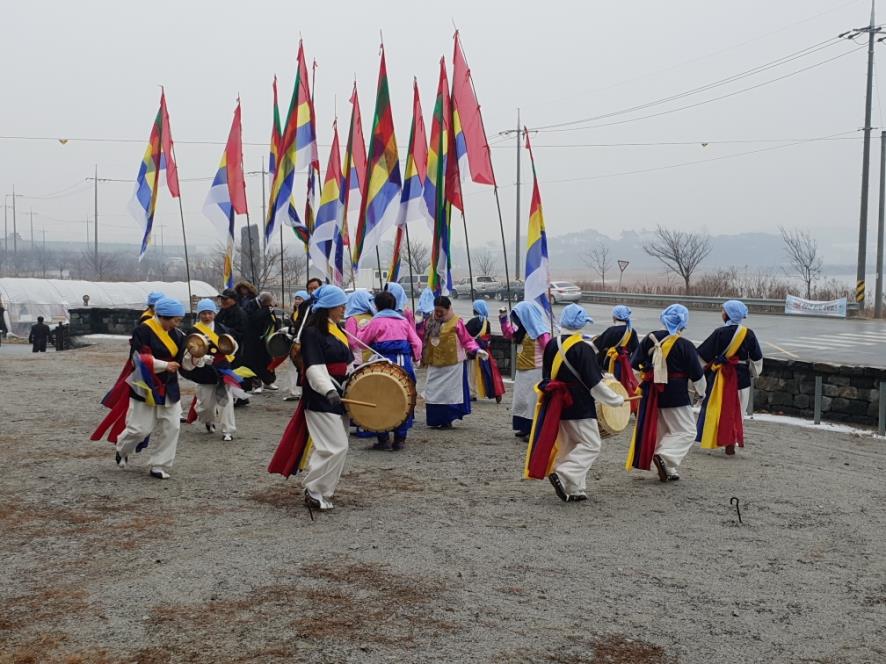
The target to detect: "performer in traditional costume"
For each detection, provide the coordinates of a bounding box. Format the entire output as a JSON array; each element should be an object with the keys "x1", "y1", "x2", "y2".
[
  {"x1": 421, "y1": 296, "x2": 484, "y2": 428},
  {"x1": 138, "y1": 291, "x2": 165, "y2": 324},
  {"x1": 357, "y1": 291, "x2": 423, "y2": 450},
  {"x1": 466, "y1": 300, "x2": 506, "y2": 403},
  {"x1": 415, "y1": 287, "x2": 435, "y2": 339},
  {"x1": 268, "y1": 285, "x2": 353, "y2": 511},
  {"x1": 696, "y1": 299, "x2": 764, "y2": 456},
  {"x1": 384, "y1": 282, "x2": 416, "y2": 329},
  {"x1": 625, "y1": 304, "x2": 706, "y2": 482},
  {"x1": 593, "y1": 305, "x2": 640, "y2": 412},
  {"x1": 103, "y1": 297, "x2": 187, "y2": 479},
  {"x1": 525, "y1": 304, "x2": 625, "y2": 502},
  {"x1": 181, "y1": 299, "x2": 245, "y2": 442},
  {"x1": 282, "y1": 289, "x2": 310, "y2": 402},
  {"x1": 243, "y1": 292, "x2": 280, "y2": 393},
  {"x1": 343, "y1": 289, "x2": 375, "y2": 364},
  {"x1": 500, "y1": 301, "x2": 552, "y2": 440}
]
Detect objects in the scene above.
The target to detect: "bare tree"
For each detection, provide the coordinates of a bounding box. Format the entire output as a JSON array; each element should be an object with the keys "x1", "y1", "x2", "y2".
[
  {"x1": 642, "y1": 226, "x2": 713, "y2": 295},
  {"x1": 779, "y1": 226, "x2": 823, "y2": 299},
  {"x1": 583, "y1": 244, "x2": 612, "y2": 290},
  {"x1": 406, "y1": 241, "x2": 431, "y2": 275},
  {"x1": 80, "y1": 250, "x2": 122, "y2": 280},
  {"x1": 474, "y1": 249, "x2": 498, "y2": 276}
]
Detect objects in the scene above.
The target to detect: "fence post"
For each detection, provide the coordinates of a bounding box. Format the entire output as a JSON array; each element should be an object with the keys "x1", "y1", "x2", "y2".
[
  {"x1": 879, "y1": 381, "x2": 886, "y2": 437},
  {"x1": 814, "y1": 376, "x2": 823, "y2": 425}
]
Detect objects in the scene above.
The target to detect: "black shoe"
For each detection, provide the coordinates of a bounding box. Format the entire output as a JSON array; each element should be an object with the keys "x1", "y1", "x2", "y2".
[
  {"x1": 392, "y1": 438, "x2": 405, "y2": 451},
  {"x1": 548, "y1": 472, "x2": 569, "y2": 502},
  {"x1": 371, "y1": 438, "x2": 391, "y2": 451},
  {"x1": 233, "y1": 398, "x2": 250, "y2": 408},
  {"x1": 304, "y1": 490, "x2": 322, "y2": 510},
  {"x1": 666, "y1": 473, "x2": 680, "y2": 482},
  {"x1": 115, "y1": 452, "x2": 127, "y2": 468},
  {"x1": 514, "y1": 431, "x2": 528, "y2": 438},
  {"x1": 652, "y1": 454, "x2": 669, "y2": 483},
  {"x1": 567, "y1": 493, "x2": 588, "y2": 502}
]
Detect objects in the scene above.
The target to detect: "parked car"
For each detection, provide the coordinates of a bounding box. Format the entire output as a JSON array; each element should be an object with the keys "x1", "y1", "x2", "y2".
[
  {"x1": 398, "y1": 274, "x2": 430, "y2": 299},
  {"x1": 549, "y1": 281, "x2": 582, "y2": 304},
  {"x1": 495, "y1": 280, "x2": 525, "y2": 302}
]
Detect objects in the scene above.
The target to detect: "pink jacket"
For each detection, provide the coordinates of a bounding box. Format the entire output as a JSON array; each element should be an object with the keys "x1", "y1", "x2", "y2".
[
  {"x1": 357, "y1": 315, "x2": 423, "y2": 362},
  {"x1": 500, "y1": 315, "x2": 550, "y2": 368}
]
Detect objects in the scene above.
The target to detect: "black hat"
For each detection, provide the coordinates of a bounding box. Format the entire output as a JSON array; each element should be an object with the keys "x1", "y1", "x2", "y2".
[{"x1": 220, "y1": 288, "x2": 238, "y2": 300}]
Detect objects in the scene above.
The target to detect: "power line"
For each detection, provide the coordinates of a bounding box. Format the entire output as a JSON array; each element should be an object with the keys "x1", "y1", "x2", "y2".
[
  {"x1": 532, "y1": 37, "x2": 845, "y2": 131},
  {"x1": 536, "y1": 46, "x2": 865, "y2": 134},
  {"x1": 488, "y1": 135, "x2": 863, "y2": 149}
]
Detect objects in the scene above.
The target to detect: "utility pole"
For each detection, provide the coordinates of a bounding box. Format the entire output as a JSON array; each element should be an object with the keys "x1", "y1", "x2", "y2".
[
  {"x1": 497, "y1": 109, "x2": 523, "y2": 280},
  {"x1": 94, "y1": 164, "x2": 98, "y2": 267},
  {"x1": 12, "y1": 185, "x2": 18, "y2": 254},
  {"x1": 843, "y1": 3, "x2": 883, "y2": 311},
  {"x1": 30, "y1": 210, "x2": 34, "y2": 251},
  {"x1": 159, "y1": 224, "x2": 165, "y2": 255},
  {"x1": 877, "y1": 130, "x2": 886, "y2": 318},
  {"x1": 86, "y1": 216, "x2": 90, "y2": 246},
  {"x1": 41, "y1": 229, "x2": 46, "y2": 279}
]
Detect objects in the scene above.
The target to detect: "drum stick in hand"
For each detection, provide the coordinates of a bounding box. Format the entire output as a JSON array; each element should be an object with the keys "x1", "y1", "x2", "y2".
[{"x1": 341, "y1": 398, "x2": 377, "y2": 408}]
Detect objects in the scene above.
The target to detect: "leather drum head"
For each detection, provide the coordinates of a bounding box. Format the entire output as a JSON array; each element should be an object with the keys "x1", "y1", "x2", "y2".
[
  {"x1": 216, "y1": 333, "x2": 237, "y2": 356},
  {"x1": 266, "y1": 330, "x2": 293, "y2": 358},
  {"x1": 344, "y1": 362, "x2": 417, "y2": 433},
  {"x1": 597, "y1": 378, "x2": 631, "y2": 436}
]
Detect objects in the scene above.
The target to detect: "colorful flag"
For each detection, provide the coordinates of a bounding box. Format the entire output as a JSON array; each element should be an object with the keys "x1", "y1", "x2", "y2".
[
  {"x1": 301, "y1": 58, "x2": 321, "y2": 260},
  {"x1": 269, "y1": 76, "x2": 282, "y2": 178},
  {"x1": 128, "y1": 90, "x2": 179, "y2": 259},
  {"x1": 264, "y1": 41, "x2": 313, "y2": 247},
  {"x1": 426, "y1": 57, "x2": 455, "y2": 295},
  {"x1": 452, "y1": 31, "x2": 496, "y2": 185},
  {"x1": 341, "y1": 81, "x2": 367, "y2": 255},
  {"x1": 203, "y1": 100, "x2": 248, "y2": 289},
  {"x1": 388, "y1": 226, "x2": 405, "y2": 282},
  {"x1": 310, "y1": 121, "x2": 345, "y2": 283},
  {"x1": 523, "y1": 128, "x2": 551, "y2": 313},
  {"x1": 396, "y1": 78, "x2": 432, "y2": 230},
  {"x1": 352, "y1": 47, "x2": 401, "y2": 270}
]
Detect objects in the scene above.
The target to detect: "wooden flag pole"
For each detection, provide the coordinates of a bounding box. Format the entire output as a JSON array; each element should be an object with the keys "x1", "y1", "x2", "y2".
[
  {"x1": 404, "y1": 223, "x2": 417, "y2": 314},
  {"x1": 493, "y1": 186, "x2": 513, "y2": 311},
  {"x1": 375, "y1": 246, "x2": 384, "y2": 290},
  {"x1": 176, "y1": 195, "x2": 194, "y2": 314},
  {"x1": 460, "y1": 209, "x2": 476, "y2": 301}
]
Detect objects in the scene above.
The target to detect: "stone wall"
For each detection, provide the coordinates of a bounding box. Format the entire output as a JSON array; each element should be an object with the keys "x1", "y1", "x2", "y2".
[
  {"x1": 490, "y1": 336, "x2": 513, "y2": 376},
  {"x1": 750, "y1": 359, "x2": 885, "y2": 426},
  {"x1": 69, "y1": 308, "x2": 196, "y2": 336}
]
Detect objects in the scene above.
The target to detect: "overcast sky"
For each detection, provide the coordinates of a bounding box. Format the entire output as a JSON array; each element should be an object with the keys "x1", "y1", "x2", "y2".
[{"x1": 0, "y1": 0, "x2": 881, "y2": 264}]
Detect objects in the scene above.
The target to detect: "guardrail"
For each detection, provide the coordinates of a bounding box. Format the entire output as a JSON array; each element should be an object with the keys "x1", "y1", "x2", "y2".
[{"x1": 578, "y1": 291, "x2": 860, "y2": 316}]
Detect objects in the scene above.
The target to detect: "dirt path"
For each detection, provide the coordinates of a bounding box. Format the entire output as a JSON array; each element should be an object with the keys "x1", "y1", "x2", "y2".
[{"x1": 1, "y1": 340, "x2": 884, "y2": 663}]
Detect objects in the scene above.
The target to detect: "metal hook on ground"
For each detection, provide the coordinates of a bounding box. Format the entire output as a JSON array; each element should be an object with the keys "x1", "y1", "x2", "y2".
[{"x1": 730, "y1": 496, "x2": 743, "y2": 524}]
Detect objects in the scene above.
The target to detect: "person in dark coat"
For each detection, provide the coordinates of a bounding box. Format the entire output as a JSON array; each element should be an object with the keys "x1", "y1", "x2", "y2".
[
  {"x1": 244, "y1": 291, "x2": 280, "y2": 392},
  {"x1": 215, "y1": 288, "x2": 251, "y2": 407},
  {"x1": 29, "y1": 316, "x2": 52, "y2": 352},
  {"x1": 0, "y1": 300, "x2": 8, "y2": 347}
]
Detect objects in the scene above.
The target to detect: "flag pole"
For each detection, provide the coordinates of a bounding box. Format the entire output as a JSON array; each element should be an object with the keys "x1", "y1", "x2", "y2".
[
  {"x1": 493, "y1": 186, "x2": 513, "y2": 311},
  {"x1": 176, "y1": 195, "x2": 194, "y2": 314},
  {"x1": 404, "y1": 223, "x2": 416, "y2": 314},
  {"x1": 460, "y1": 210, "x2": 476, "y2": 301},
  {"x1": 375, "y1": 246, "x2": 384, "y2": 290},
  {"x1": 280, "y1": 223, "x2": 286, "y2": 308}
]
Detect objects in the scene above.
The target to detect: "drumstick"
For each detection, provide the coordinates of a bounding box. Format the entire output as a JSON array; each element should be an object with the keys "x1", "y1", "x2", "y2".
[
  {"x1": 625, "y1": 395, "x2": 643, "y2": 401},
  {"x1": 340, "y1": 398, "x2": 377, "y2": 408}
]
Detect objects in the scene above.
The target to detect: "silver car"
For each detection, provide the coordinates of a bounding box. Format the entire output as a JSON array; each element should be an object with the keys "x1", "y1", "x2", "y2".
[{"x1": 549, "y1": 281, "x2": 582, "y2": 304}]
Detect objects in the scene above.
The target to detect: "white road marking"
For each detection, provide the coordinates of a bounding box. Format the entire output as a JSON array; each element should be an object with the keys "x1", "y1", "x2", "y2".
[{"x1": 765, "y1": 341, "x2": 800, "y2": 358}]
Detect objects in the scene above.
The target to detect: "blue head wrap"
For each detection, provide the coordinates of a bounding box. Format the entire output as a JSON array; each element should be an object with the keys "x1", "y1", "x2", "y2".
[
  {"x1": 146, "y1": 291, "x2": 165, "y2": 307},
  {"x1": 511, "y1": 301, "x2": 548, "y2": 340},
  {"x1": 312, "y1": 285, "x2": 349, "y2": 312},
  {"x1": 344, "y1": 289, "x2": 375, "y2": 317},
  {"x1": 293, "y1": 290, "x2": 309, "y2": 302},
  {"x1": 196, "y1": 298, "x2": 218, "y2": 314},
  {"x1": 154, "y1": 297, "x2": 186, "y2": 317},
  {"x1": 384, "y1": 282, "x2": 407, "y2": 312},
  {"x1": 472, "y1": 299, "x2": 489, "y2": 321},
  {"x1": 660, "y1": 304, "x2": 689, "y2": 335},
  {"x1": 418, "y1": 288, "x2": 435, "y2": 316},
  {"x1": 560, "y1": 303, "x2": 592, "y2": 331},
  {"x1": 612, "y1": 305, "x2": 632, "y2": 329},
  {"x1": 722, "y1": 299, "x2": 748, "y2": 326}
]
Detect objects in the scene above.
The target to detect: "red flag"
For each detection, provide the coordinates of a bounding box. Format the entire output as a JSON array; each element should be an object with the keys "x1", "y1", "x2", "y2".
[
  {"x1": 452, "y1": 31, "x2": 496, "y2": 186},
  {"x1": 225, "y1": 100, "x2": 248, "y2": 215},
  {"x1": 159, "y1": 91, "x2": 181, "y2": 197}
]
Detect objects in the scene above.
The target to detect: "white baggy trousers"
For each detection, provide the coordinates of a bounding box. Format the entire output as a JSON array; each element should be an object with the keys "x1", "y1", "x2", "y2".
[
  {"x1": 115, "y1": 399, "x2": 182, "y2": 471},
  {"x1": 553, "y1": 418, "x2": 603, "y2": 495},
  {"x1": 303, "y1": 410, "x2": 350, "y2": 501},
  {"x1": 654, "y1": 405, "x2": 696, "y2": 470},
  {"x1": 195, "y1": 384, "x2": 236, "y2": 434}
]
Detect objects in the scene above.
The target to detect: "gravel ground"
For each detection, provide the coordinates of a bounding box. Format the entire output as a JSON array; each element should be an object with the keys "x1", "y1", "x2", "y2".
[{"x1": 1, "y1": 340, "x2": 885, "y2": 664}]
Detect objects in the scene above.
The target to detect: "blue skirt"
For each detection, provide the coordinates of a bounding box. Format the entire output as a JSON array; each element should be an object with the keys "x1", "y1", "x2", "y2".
[{"x1": 426, "y1": 363, "x2": 471, "y2": 427}]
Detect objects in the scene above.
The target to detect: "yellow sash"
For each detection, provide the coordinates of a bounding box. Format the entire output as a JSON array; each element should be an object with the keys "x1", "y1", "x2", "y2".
[
  {"x1": 195, "y1": 322, "x2": 235, "y2": 362},
  {"x1": 699, "y1": 326, "x2": 748, "y2": 449},
  {"x1": 328, "y1": 321, "x2": 349, "y2": 349},
  {"x1": 144, "y1": 317, "x2": 179, "y2": 357},
  {"x1": 606, "y1": 326, "x2": 633, "y2": 374},
  {"x1": 523, "y1": 334, "x2": 585, "y2": 479},
  {"x1": 139, "y1": 308, "x2": 153, "y2": 323}
]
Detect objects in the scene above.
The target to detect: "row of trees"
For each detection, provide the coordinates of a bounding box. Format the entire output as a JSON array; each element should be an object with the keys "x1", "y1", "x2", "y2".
[{"x1": 581, "y1": 225, "x2": 825, "y2": 299}]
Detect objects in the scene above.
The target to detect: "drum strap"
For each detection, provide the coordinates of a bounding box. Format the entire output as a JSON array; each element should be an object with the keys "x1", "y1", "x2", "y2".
[{"x1": 554, "y1": 335, "x2": 597, "y2": 394}]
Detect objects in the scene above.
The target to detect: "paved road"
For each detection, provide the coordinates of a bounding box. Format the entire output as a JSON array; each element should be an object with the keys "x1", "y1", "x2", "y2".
[{"x1": 445, "y1": 297, "x2": 886, "y2": 368}]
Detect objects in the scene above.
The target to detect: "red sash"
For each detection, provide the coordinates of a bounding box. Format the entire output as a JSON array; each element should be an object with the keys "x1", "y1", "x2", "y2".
[
  {"x1": 715, "y1": 357, "x2": 744, "y2": 447},
  {"x1": 615, "y1": 348, "x2": 640, "y2": 414},
  {"x1": 631, "y1": 370, "x2": 688, "y2": 471},
  {"x1": 525, "y1": 381, "x2": 573, "y2": 479},
  {"x1": 90, "y1": 359, "x2": 134, "y2": 443}
]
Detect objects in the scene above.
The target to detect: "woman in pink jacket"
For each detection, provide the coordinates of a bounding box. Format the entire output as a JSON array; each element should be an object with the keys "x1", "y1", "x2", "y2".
[{"x1": 356, "y1": 291, "x2": 423, "y2": 450}]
